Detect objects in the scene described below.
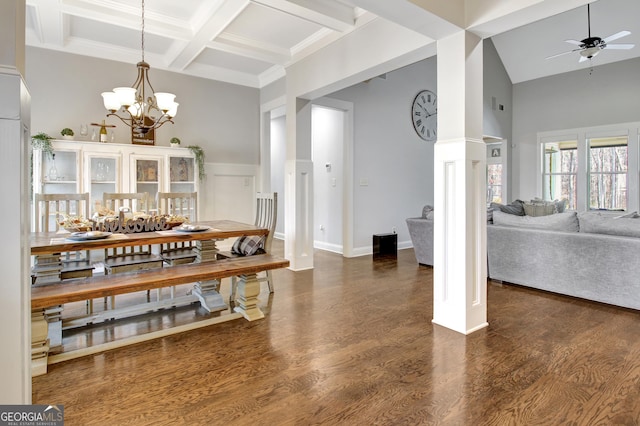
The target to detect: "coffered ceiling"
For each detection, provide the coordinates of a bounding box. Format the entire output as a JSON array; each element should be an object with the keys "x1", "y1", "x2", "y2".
[{"x1": 25, "y1": 0, "x2": 639, "y2": 88}]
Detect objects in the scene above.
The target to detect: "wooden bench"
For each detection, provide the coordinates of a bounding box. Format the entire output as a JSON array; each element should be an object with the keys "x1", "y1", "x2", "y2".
[
  {"x1": 31, "y1": 254, "x2": 289, "y2": 371},
  {"x1": 32, "y1": 254, "x2": 288, "y2": 311}
]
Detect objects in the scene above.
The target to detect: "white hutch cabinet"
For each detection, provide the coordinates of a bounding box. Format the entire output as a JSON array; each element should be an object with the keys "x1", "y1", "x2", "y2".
[{"x1": 33, "y1": 140, "x2": 199, "y2": 215}]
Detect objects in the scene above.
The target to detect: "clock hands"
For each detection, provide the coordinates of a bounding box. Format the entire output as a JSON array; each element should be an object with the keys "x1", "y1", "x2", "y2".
[{"x1": 417, "y1": 103, "x2": 436, "y2": 118}]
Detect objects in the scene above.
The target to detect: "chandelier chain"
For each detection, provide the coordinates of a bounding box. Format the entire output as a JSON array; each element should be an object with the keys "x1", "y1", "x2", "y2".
[{"x1": 141, "y1": 0, "x2": 145, "y2": 62}]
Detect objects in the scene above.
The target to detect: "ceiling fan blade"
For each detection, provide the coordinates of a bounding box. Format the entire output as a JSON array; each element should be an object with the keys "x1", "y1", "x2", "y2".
[
  {"x1": 603, "y1": 30, "x2": 631, "y2": 43},
  {"x1": 546, "y1": 49, "x2": 580, "y2": 60},
  {"x1": 605, "y1": 43, "x2": 635, "y2": 50},
  {"x1": 564, "y1": 39, "x2": 583, "y2": 46}
]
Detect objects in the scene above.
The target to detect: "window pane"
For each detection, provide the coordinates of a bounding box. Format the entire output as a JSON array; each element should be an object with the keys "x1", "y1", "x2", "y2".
[
  {"x1": 488, "y1": 185, "x2": 502, "y2": 204},
  {"x1": 590, "y1": 173, "x2": 627, "y2": 210},
  {"x1": 487, "y1": 164, "x2": 502, "y2": 204},
  {"x1": 589, "y1": 137, "x2": 628, "y2": 173},
  {"x1": 543, "y1": 174, "x2": 577, "y2": 210},
  {"x1": 487, "y1": 164, "x2": 502, "y2": 186},
  {"x1": 588, "y1": 136, "x2": 628, "y2": 210},
  {"x1": 544, "y1": 140, "x2": 577, "y2": 173}
]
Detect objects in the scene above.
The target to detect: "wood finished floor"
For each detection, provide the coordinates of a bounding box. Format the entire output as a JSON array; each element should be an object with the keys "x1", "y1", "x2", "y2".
[{"x1": 33, "y1": 242, "x2": 640, "y2": 425}]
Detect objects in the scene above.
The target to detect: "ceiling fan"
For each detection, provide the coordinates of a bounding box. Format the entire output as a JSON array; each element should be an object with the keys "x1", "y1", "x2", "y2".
[{"x1": 546, "y1": 3, "x2": 634, "y2": 62}]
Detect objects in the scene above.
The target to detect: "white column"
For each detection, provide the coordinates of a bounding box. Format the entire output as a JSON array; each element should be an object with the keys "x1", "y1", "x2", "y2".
[
  {"x1": 0, "y1": 0, "x2": 32, "y2": 403},
  {"x1": 284, "y1": 94, "x2": 314, "y2": 271},
  {"x1": 432, "y1": 31, "x2": 488, "y2": 335}
]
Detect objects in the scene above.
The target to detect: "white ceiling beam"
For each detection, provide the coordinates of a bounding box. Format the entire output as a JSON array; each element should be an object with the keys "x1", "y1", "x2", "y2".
[
  {"x1": 466, "y1": 0, "x2": 590, "y2": 39},
  {"x1": 251, "y1": 0, "x2": 354, "y2": 32},
  {"x1": 347, "y1": 0, "x2": 462, "y2": 40},
  {"x1": 211, "y1": 33, "x2": 290, "y2": 64},
  {"x1": 27, "y1": 0, "x2": 66, "y2": 46},
  {"x1": 168, "y1": 0, "x2": 250, "y2": 70}
]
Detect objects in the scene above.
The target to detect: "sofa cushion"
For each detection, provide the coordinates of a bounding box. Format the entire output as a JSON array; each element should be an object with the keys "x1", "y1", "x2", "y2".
[
  {"x1": 578, "y1": 212, "x2": 640, "y2": 238},
  {"x1": 490, "y1": 200, "x2": 525, "y2": 216},
  {"x1": 492, "y1": 210, "x2": 579, "y2": 232}
]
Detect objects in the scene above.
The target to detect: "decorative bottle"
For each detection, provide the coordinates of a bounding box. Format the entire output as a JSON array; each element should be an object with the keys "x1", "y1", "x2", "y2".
[
  {"x1": 48, "y1": 154, "x2": 58, "y2": 181},
  {"x1": 100, "y1": 126, "x2": 107, "y2": 142}
]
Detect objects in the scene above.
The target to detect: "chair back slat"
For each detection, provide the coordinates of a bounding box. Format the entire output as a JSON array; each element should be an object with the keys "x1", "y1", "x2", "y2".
[
  {"x1": 34, "y1": 193, "x2": 90, "y2": 232},
  {"x1": 103, "y1": 192, "x2": 149, "y2": 214},
  {"x1": 254, "y1": 193, "x2": 277, "y2": 254},
  {"x1": 157, "y1": 192, "x2": 198, "y2": 221}
]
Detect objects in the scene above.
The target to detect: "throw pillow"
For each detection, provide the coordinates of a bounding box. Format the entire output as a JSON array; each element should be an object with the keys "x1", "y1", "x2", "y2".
[
  {"x1": 231, "y1": 235, "x2": 266, "y2": 256},
  {"x1": 492, "y1": 210, "x2": 579, "y2": 232},
  {"x1": 523, "y1": 202, "x2": 557, "y2": 217},
  {"x1": 490, "y1": 200, "x2": 525, "y2": 216},
  {"x1": 422, "y1": 205, "x2": 434, "y2": 219}
]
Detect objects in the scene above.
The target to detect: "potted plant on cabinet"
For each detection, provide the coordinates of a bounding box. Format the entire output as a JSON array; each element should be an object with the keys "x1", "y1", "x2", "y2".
[
  {"x1": 31, "y1": 132, "x2": 54, "y2": 158},
  {"x1": 170, "y1": 137, "x2": 181, "y2": 147},
  {"x1": 61, "y1": 128, "x2": 74, "y2": 140}
]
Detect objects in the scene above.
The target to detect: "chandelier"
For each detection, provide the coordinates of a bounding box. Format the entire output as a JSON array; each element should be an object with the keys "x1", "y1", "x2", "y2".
[{"x1": 101, "y1": 0, "x2": 178, "y2": 134}]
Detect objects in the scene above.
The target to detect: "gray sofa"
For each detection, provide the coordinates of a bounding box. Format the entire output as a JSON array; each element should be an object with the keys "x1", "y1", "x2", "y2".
[
  {"x1": 406, "y1": 205, "x2": 434, "y2": 266},
  {"x1": 487, "y1": 210, "x2": 640, "y2": 310}
]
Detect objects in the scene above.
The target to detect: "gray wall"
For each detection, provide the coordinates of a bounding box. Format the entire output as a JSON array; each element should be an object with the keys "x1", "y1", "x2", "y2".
[
  {"x1": 483, "y1": 39, "x2": 513, "y2": 140},
  {"x1": 25, "y1": 47, "x2": 260, "y2": 164},
  {"x1": 329, "y1": 57, "x2": 437, "y2": 251},
  {"x1": 512, "y1": 57, "x2": 640, "y2": 200}
]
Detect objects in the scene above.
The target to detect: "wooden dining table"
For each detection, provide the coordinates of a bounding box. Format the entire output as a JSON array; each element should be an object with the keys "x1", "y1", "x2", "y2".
[
  {"x1": 30, "y1": 219, "x2": 270, "y2": 315},
  {"x1": 30, "y1": 219, "x2": 269, "y2": 255}
]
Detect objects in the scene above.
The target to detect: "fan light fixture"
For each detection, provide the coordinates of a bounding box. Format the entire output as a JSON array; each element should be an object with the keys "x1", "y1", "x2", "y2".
[
  {"x1": 101, "y1": 0, "x2": 178, "y2": 134},
  {"x1": 580, "y1": 46, "x2": 601, "y2": 59},
  {"x1": 545, "y1": 4, "x2": 634, "y2": 63}
]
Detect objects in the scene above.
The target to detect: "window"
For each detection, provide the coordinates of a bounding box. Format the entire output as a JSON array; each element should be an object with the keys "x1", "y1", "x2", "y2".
[
  {"x1": 538, "y1": 123, "x2": 638, "y2": 212},
  {"x1": 589, "y1": 136, "x2": 628, "y2": 210},
  {"x1": 486, "y1": 141, "x2": 505, "y2": 205},
  {"x1": 542, "y1": 140, "x2": 577, "y2": 210},
  {"x1": 487, "y1": 164, "x2": 502, "y2": 204}
]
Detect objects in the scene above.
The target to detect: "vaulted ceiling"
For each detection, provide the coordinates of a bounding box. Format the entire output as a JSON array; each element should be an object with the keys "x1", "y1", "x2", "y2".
[{"x1": 25, "y1": 0, "x2": 639, "y2": 88}]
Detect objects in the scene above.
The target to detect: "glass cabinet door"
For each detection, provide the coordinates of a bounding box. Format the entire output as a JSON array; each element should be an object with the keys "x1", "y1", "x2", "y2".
[
  {"x1": 168, "y1": 155, "x2": 196, "y2": 192},
  {"x1": 84, "y1": 153, "x2": 121, "y2": 214},
  {"x1": 131, "y1": 155, "x2": 163, "y2": 210},
  {"x1": 41, "y1": 149, "x2": 80, "y2": 194}
]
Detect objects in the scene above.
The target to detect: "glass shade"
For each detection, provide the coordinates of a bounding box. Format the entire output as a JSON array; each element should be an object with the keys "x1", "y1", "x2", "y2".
[
  {"x1": 154, "y1": 92, "x2": 176, "y2": 111},
  {"x1": 127, "y1": 102, "x2": 144, "y2": 118},
  {"x1": 113, "y1": 87, "x2": 137, "y2": 106},
  {"x1": 101, "y1": 92, "x2": 120, "y2": 111},
  {"x1": 167, "y1": 102, "x2": 179, "y2": 118}
]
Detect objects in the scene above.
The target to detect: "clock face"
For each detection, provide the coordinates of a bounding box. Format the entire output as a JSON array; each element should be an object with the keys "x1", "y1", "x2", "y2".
[{"x1": 411, "y1": 90, "x2": 437, "y2": 141}]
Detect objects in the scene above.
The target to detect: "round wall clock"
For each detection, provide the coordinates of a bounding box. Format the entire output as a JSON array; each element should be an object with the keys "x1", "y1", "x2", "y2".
[{"x1": 411, "y1": 89, "x2": 437, "y2": 141}]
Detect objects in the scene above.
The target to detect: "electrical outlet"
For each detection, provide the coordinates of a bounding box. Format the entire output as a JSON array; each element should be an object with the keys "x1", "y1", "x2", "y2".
[{"x1": 392, "y1": 226, "x2": 397, "y2": 234}]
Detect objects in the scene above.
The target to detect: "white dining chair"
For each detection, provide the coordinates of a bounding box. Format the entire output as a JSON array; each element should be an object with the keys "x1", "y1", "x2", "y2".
[
  {"x1": 219, "y1": 192, "x2": 278, "y2": 303},
  {"x1": 157, "y1": 191, "x2": 199, "y2": 265}
]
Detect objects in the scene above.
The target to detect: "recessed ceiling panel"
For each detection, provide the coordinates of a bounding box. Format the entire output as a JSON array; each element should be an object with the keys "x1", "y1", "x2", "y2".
[
  {"x1": 193, "y1": 48, "x2": 273, "y2": 74},
  {"x1": 69, "y1": 16, "x2": 174, "y2": 55},
  {"x1": 225, "y1": 3, "x2": 323, "y2": 49},
  {"x1": 109, "y1": 0, "x2": 207, "y2": 22}
]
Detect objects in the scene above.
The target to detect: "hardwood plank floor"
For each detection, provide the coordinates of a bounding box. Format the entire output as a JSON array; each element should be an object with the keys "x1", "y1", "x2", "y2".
[{"x1": 33, "y1": 241, "x2": 640, "y2": 425}]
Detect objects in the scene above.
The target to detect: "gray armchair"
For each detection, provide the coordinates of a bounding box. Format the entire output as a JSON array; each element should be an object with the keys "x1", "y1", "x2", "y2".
[{"x1": 406, "y1": 214, "x2": 434, "y2": 267}]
